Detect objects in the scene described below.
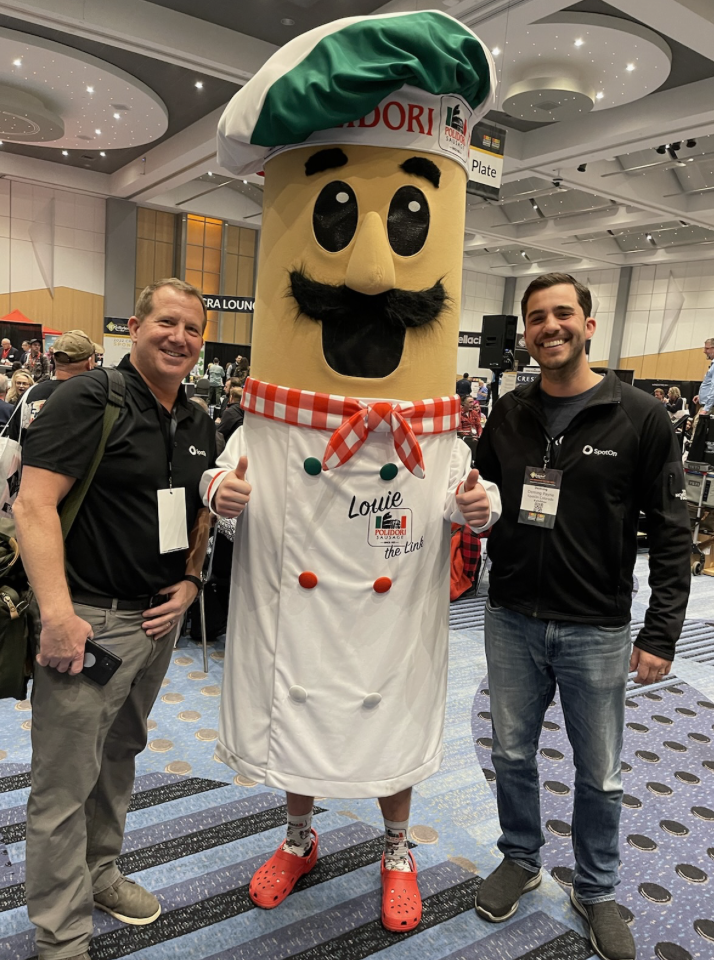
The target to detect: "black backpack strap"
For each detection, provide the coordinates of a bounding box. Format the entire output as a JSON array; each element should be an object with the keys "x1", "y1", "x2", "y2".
[{"x1": 59, "y1": 369, "x2": 126, "y2": 540}]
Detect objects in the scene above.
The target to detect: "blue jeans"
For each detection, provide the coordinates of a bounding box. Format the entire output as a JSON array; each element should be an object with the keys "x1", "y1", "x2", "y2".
[{"x1": 484, "y1": 602, "x2": 631, "y2": 903}]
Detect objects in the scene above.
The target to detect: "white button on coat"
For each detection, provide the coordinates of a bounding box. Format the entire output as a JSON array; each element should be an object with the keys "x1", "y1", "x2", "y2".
[
  {"x1": 289, "y1": 685, "x2": 308, "y2": 703},
  {"x1": 363, "y1": 693, "x2": 382, "y2": 709}
]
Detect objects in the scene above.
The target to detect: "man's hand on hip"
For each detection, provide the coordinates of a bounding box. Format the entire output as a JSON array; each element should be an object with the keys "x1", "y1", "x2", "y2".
[
  {"x1": 630, "y1": 647, "x2": 672, "y2": 685},
  {"x1": 213, "y1": 455, "x2": 251, "y2": 518},
  {"x1": 456, "y1": 469, "x2": 491, "y2": 528},
  {"x1": 37, "y1": 613, "x2": 93, "y2": 675},
  {"x1": 142, "y1": 579, "x2": 199, "y2": 639}
]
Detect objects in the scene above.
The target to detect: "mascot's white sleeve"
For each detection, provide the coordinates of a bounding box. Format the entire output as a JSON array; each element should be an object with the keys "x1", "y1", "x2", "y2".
[
  {"x1": 200, "y1": 427, "x2": 248, "y2": 515},
  {"x1": 444, "y1": 435, "x2": 501, "y2": 532}
]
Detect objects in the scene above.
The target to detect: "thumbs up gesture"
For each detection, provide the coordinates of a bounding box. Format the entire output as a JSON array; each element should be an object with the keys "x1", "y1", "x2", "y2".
[
  {"x1": 213, "y1": 455, "x2": 252, "y2": 518},
  {"x1": 455, "y1": 468, "x2": 490, "y2": 529}
]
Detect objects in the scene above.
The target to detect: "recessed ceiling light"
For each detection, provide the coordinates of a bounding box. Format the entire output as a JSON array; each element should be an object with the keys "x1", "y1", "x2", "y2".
[
  {"x1": 95, "y1": 128, "x2": 101, "y2": 135},
  {"x1": 626, "y1": 63, "x2": 635, "y2": 72},
  {"x1": 12, "y1": 58, "x2": 21, "y2": 67},
  {"x1": 62, "y1": 150, "x2": 69, "y2": 156},
  {"x1": 207, "y1": 171, "x2": 213, "y2": 176},
  {"x1": 491, "y1": 47, "x2": 501, "y2": 56},
  {"x1": 113, "y1": 112, "x2": 120, "y2": 119},
  {"x1": 194, "y1": 80, "x2": 203, "y2": 89},
  {"x1": 281, "y1": 18, "x2": 295, "y2": 26},
  {"x1": 243, "y1": 179, "x2": 248, "y2": 184},
  {"x1": 0, "y1": 141, "x2": 3, "y2": 146},
  {"x1": 86, "y1": 85, "x2": 94, "y2": 93},
  {"x1": 596, "y1": 91, "x2": 604, "y2": 100},
  {"x1": 574, "y1": 38, "x2": 583, "y2": 47},
  {"x1": 100, "y1": 151, "x2": 106, "y2": 157}
]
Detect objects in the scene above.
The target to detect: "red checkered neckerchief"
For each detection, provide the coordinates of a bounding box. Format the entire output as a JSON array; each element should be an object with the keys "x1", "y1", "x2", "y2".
[{"x1": 241, "y1": 377, "x2": 460, "y2": 478}]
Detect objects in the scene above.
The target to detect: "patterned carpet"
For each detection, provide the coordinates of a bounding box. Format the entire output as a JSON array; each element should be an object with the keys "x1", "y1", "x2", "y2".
[{"x1": 0, "y1": 556, "x2": 712, "y2": 960}]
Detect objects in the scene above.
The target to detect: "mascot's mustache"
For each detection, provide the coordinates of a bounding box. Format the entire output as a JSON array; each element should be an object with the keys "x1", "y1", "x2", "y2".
[{"x1": 289, "y1": 270, "x2": 447, "y2": 328}]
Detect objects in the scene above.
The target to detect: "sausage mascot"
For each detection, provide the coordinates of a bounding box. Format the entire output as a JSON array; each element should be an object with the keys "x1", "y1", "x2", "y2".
[{"x1": 201, "y1": 10, "x2": 500, "y2": 932}]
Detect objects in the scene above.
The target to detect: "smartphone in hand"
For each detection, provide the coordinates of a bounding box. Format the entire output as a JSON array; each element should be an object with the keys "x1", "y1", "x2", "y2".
[{"x1": 82, "y1": 638, "x2": 122, "y2": 685}]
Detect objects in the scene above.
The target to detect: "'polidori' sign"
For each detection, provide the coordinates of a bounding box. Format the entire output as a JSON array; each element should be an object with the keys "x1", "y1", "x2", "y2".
[{"x1": 203, "y1": 295, "x2": 255, "y2": 313}]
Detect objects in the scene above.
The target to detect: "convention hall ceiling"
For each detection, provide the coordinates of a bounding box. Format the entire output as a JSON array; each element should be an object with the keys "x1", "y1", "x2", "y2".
[{"x1": 1, "y1": 0, "x2": 714, "y2": 274}]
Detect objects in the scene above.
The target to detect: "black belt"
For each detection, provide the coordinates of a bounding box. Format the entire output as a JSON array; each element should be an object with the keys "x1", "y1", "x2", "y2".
[{"x1": 72, "y1": 591, "x2": 164, "y2": 611}]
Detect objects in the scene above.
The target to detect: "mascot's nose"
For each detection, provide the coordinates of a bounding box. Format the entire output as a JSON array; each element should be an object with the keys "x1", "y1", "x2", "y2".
[{"x1": 344, "y1": 211, "x2": 396, "y2": 296}]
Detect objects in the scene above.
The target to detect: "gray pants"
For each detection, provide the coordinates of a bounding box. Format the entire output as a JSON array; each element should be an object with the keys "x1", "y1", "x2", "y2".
[{"x1": 26, "y1": 603, "x2": 175, "y2": 959}]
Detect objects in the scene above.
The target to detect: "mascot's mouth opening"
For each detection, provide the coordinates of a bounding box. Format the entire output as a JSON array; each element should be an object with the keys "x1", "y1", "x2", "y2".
[{"x1": 289, "y1": 269, "x2": 446, "y2": 378}]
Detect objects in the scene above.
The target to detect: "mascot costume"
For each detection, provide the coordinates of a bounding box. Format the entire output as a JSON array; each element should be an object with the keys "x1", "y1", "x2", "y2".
[{"x1": 201, "y1": 10, "x2": 500, "y2": 932}]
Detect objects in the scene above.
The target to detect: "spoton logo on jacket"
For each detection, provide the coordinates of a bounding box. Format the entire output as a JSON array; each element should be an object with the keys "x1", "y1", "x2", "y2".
[
  {"x1": 582, "y1": 445, "x2": 618, "y2": 457},
  {"x1": 188, "y1": 445, "x2": 206, "y2": 456}
]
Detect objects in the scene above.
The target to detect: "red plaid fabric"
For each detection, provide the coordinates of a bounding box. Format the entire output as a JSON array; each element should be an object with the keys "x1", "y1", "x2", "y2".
[{"x1": 242, "y1": 377, "x2": 460, "y2": 478}]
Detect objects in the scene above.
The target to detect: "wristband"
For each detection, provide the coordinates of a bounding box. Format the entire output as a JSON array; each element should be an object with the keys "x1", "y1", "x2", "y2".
[{"x1": 182, "y1": 574, "x2": 203, "y2": 593}]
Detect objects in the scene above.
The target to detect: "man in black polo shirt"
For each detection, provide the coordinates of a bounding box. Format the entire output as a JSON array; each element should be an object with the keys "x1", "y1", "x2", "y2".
[{"x1": 14, "y1": 278, "x2": 215, "y2": 960}]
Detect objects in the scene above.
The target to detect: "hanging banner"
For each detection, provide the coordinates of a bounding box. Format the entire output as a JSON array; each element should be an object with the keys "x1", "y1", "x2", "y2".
[
  {"x1": 203, "y1": 296, "x2": 255, "y2": 313},
  {"x1": 103, "y1": 317, "x2": 131, "y2": 367},
  {"x1": 458, "y1": 330, "x2": 482, "y2": 348},
  {"x1": 467, "y1": 121, "x2": 506, "y2": 201}
]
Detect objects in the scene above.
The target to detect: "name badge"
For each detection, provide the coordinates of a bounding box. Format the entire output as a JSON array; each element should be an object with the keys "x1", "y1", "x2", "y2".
[
  {"x1": 157, "y1": 487, "x2": 189, "y2": 553},
  {"x1": 518, "y1": 466, "x2": 563, "y2": 529}
]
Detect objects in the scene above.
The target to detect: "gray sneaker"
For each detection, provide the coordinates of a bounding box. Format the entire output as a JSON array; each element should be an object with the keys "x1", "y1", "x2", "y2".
[
  {"x1": 94, "y1": 875, "x2": 161, "y2": 925},
  {"x1": 570, "y1": 889, "x2": 636, "y2": 960},
  {"x1": 476, "y1": 859, "x2": 542, "y2": 922}
]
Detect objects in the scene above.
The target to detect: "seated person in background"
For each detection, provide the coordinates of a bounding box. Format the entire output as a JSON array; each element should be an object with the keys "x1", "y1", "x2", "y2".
[
  {"x1": 19, "y1": 340, "x2": 31, "y2": 365},
  {"x1": 0, "y1": 374, "x2": 14, "y2": 426},
  {"x1": 666, "y1": 386, "x2": 684, "y2": 415},
  {"x1": 458, "y1": 395, "x2": 481, "y2": 465},
  {"x1": 0, "y1": 338, "x2": 20, "y2": 368},
  {"x1": 214, "y1": 377, "x2": 241, "y2": 421},
  {"x1": 653, "y1": 387, "x2": 666, "y2": 403},
  {"x1": 7, "y1": 369, "x2": 33, "y2": 404},
  {"x1": 190, "y1": 396, "x2": 209, "y2": 415},
  {"x1": 215, "y1": 385, "x2": 243, "y2": 454}
]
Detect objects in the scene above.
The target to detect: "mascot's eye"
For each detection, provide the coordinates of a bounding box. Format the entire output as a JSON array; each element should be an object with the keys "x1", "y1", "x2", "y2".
[
  {"x1": 313, "y1": 180, "x2": 358, "y2": 252},
  {"x1": 387, "y1": 185, "x2": 429, "y2": 256}
]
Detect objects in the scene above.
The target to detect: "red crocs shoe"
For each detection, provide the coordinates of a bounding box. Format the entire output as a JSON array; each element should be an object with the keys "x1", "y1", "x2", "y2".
[
  {"x1": 381, "y1": 851, "x2": 422, "y2": 933},
  {"x1": 249, "y1": 829, "x2": 319, "y2": 908}
]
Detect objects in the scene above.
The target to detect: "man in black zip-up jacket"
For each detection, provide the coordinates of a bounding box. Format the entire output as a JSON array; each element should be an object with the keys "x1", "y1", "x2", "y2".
[{"x1": 473, "y1": 274, "x2": 690, "y2": 960}]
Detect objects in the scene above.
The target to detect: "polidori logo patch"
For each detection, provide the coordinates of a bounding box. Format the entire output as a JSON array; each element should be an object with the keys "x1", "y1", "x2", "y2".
[
  {"x1": 439, "y1": 96, "x2": 473, "y2": 162},
  {"x1": 368, "y1": 508, "x2": 412, "y2": 547}
]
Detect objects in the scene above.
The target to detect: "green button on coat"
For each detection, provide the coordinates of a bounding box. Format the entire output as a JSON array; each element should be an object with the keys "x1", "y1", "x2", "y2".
[
  {"x1": 304, "y1": 457, "x2": 322, "y2": 476},
  {"x1": 380, "y1": 463, "x2": 398, "y2": 481}
]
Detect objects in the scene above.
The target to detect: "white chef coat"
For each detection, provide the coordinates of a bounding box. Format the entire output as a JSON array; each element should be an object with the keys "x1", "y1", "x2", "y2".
[{"x1": 201, "y1": 406, "x2": 500, "y2": 798}]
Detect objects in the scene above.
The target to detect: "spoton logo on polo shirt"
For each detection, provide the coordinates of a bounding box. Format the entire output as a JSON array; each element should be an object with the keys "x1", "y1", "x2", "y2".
[
  {"x1": 582, "y1": 445, "x2": 618, "y2": 457},
  {"x1": 368, "y1": 508, "x2": 412, "y2": 547}
]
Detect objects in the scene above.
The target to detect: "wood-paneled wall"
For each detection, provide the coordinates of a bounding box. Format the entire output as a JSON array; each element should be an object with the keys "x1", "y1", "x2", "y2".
[
  {"x1": 0, "y1": 288, "x2": 104, "y2": 344},
  {"x1": 620, "y1": 347, "x2": 711, "y2": 381},
  {"x1": 135, "y1": 208, "x2": 178, "y2": 309}
]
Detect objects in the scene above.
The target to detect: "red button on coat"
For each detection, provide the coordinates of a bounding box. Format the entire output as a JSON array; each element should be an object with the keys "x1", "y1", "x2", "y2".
[
  {"x1": 299, "y1": 571, "x2": 318, "y2": 589},
  {"x1": 373, "y1": 577, "x2": 392, "y2": 594}
]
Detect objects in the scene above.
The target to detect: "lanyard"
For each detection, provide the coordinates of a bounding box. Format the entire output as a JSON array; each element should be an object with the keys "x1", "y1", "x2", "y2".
[{"x1": 154, "y1": 399, "x2": 179, "y2": 488}]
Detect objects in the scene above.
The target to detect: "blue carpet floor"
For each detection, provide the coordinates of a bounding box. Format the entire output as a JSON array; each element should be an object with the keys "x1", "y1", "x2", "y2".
[{"x1": 0, "y1": 556, "x2": 712, "y2": 960}]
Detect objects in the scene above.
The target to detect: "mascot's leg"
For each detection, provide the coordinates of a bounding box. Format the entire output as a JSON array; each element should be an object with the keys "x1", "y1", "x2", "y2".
[
  {"x1": 379, "y1": 788, "x2": 422, "y2": 932},
  {"x1": 248, "y1": 793, "x2": 318, "y2": 909}
]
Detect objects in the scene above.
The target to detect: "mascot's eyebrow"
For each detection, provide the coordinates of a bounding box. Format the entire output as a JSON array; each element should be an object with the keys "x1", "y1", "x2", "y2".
[
  {"x1": 305, "y1": 148, "x2": 348, "y2": 176},
  {"x1": 400, "y1": 156, "x2": 441, "y2": 188}
]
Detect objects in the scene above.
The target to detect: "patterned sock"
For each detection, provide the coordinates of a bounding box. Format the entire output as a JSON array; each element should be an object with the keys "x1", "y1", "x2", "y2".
[
  {"x1": 283, "y1": 811, "x2": 313, "y2": 857},
  {"x1": 383, "y1": 817, "x2": 412, "y2": 872}
]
